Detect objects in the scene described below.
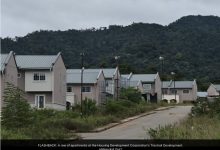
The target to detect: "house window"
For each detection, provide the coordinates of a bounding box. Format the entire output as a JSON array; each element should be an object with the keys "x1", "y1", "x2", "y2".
[
  {"x1": 17, "y1": 73, "x2": 21, "y2": 78},
  {"x1": 33, "y1": 73, "x2": 46, "y2": 81},
  {"x1": 162, "y1": 89, "x2": 167, "y2": 94},
  {"x1": 40, "y1": 73, "x2": 46, "y2": 80},
  {"x1": 82, "y1": 86, "x2": 91, "y2": 92},
  {"x1": 35, "y1": 95, "x2": 45, "y2": 108},
  {"x1": 183, "y1": 90, "x2": 189, "y2": 94},
  {"x1": 67, "y1": 86, "x2": 72, "y2": 92},
  {"x1": 171, "y1": 89, "x2": 177, "y2": 94}
]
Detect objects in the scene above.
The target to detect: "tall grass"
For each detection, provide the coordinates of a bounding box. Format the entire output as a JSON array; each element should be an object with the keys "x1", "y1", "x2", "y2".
[
  {"x1": 148, "y1": 116, "x2": 220, "y2": 139},
  {"x1": 148, "y1": 98, "x2": 220, "y2": 139}
]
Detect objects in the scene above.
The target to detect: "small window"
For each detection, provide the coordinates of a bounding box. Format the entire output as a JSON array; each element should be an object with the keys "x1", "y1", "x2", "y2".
[
  {"x1": 33, "y1": 73, "x2": 39, "y2": 80},
  {"x1": 162, "y1": 89, "x2": 167, "y2": 94},
  {"x1": 67, "y1": 86, "x2": 72, "y2": 92},
  {"x1": 17, "y1": 73, "x2": 21, "y2": 78},
  {"x1": 33, "y1": 73, "x2": 46, "y2": 81},
  {"x1": 40, "y1": 73, "x2": 45, "y2": 80},
  {"x1": 171, "y1": 89, "x2": 177, "y2": 94},
  {"x1": 82, "y1": 86, "x2": 91, "y2": 92},
  {"x1": 183, "y1": 90, "x2": 189, "y2": 94}
]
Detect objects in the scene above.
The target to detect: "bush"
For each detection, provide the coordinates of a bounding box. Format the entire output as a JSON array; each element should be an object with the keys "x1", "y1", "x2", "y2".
[
  {"x1": 170, "y1": 99, "x2": 177, "y2": 104},
  {"x1": 71, "y1": 98, "x2": 97, "y2": 116},
  {"x1": 191, "y1": 98, "x2": 209, "y2": 116},
  {"x1": 120, "y1": 87, "x2": 142, "y2": 103},
  {"x1": 2, "y1": 83, "x2": 32, "y2": 128},
  {"x1": 104, "y1": 100, "x2": 127, "y2": 115}
]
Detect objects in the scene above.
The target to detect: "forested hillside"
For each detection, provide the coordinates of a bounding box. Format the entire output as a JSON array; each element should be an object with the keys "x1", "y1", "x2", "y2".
[{"x1": 1, "y1": 15, "x2": 220, "y2": 89}]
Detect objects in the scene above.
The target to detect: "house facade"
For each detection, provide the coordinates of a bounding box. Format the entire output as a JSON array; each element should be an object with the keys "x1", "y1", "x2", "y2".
[
  {"x1": 207, "y1": 84, "x2": 220, "y2": 97},
  {"x1": 16, "y1": 53, "x2": 66, "y2": 110},
  {"x1": 162, "y1": 80, "x2": 197, "y2": 103},
  {"x1": 121, "y1": 73, "x2": 162, "y2": 102},
  {"x1": 0, "y1": 51, "x2": 18, "y2": 111},
  {"x1": 66, "y1": 69, "x2": 106, "y2": 106}
]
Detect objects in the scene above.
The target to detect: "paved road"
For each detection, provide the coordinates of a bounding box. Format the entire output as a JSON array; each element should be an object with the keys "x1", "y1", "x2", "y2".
[{"x1": 79, "y1": 106, "x2": 192, "y2": 139}]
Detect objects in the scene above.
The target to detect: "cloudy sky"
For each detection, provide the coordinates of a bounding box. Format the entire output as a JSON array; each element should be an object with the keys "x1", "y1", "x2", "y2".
[{"x1": 1, "y1": 0, "x2": 220, "y2": 38}]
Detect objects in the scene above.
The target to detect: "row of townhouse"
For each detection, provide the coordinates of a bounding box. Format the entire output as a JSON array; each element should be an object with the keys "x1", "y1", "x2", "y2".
[
  {"x1": 0, "y1": 51, "x2": 120, "y2": 110},
  {"x1": 121, "y1": 72, "x2": 198, "y2": 103},
  {"x1": 1, "y1": 51, "x2": 199, "y2": 111},
  {"x1": 66, "y1": 68, "x2": 120, "y2": 106}
]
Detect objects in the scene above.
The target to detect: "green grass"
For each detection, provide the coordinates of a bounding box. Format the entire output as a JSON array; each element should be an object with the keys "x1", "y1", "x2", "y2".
[
  {"x1": 148, "y1": 115, "x2": 220, "y2": 139},
  {"x1": 1, "y1": 100, "x2": 165, "y2": 139}
]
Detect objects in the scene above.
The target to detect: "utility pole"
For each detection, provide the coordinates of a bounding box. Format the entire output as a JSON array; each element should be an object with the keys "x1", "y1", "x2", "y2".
[
  {"x1": 115, "y1": 56, "x2": 120, "y2": 101},
  {"x1": 80, "y1": 52, "x2": 85, "y2": 117},
  {"x1": 171, "y1": 72, "x2": 176, "y2": 101},
  {"x1": 159, "y1": 56, "x2": 164, "y2": 100}
]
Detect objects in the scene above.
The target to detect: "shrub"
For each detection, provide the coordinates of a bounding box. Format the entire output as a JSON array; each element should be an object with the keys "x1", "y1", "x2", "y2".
[
  {"x1": 191, "y1": 98, "x2": 209, "y2": 116},
  {"x1": 71, "y1": 98, "x2": 97, "y2": 116},
  {"x1": 83, "y1": 98, "x2": 98, "y2": 115},
  {"x1": 120, "y1": 87, "x2": 142, "y2": 103},
  {"x1": 2, "y1": 83, "x2": 32, "y2": 128},
  {"x1": 104, "y1": 100, "x2": 127, "y2": 115},
  {"x1": 170, "y1": 99, "x2": 177, "y2": 104}
]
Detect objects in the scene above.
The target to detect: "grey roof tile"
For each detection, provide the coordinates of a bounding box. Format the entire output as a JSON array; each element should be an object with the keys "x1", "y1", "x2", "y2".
[
  {"x1": 130, "y1": 74, "x2": 157, "y2": 82},
  {"x1": 66, "y1": 69, "x2": 100, "y2": 84},
  {"x1": 163, "y1": 81, "x2": 194, "y2": 88},
  {"x1": 15, "y1": 55, "x2": 57, "y2": 69},
  {"x1": 213, "y1": 84, "x2": 220, "y2": 91}
]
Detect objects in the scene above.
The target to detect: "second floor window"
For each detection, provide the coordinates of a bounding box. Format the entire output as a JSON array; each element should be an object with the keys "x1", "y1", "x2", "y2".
[
  {"x1": 171, "y1": 89, "x2": 177, "y2": 94},
  {"x1": 183, "y1": 90, "x2": 189, "y2": 94},
  {"x1": 67, "y1": 86, "x2": 72, "y2": 92},
  {"x1": 33, "y1": 73, "x2": 46, "y2": 81},
  {"x1": 82, "y1": 86, "x2": 91, "y2": 92}
]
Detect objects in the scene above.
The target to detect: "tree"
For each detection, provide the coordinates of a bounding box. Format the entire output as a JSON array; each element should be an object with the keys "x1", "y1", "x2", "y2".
[{"x1": 2, "y1": 83, "x2": 32, "y2": 128}]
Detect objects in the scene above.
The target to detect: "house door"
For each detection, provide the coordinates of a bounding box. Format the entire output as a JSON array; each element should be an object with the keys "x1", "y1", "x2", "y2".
[
  {"x1": 35, "y1": 95, "x2": 45, "y2": 108},
  {"x1": 150, "y1": 93, "x2": 157, "y2": 103}
]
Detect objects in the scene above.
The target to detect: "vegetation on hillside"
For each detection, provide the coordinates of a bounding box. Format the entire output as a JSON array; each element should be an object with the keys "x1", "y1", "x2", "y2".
[{"x1": 1, "y1": 15, "x2": 220, "y2": 89}]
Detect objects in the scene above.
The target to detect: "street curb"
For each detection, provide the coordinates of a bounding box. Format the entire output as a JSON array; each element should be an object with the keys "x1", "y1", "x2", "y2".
[{"x1": 85, "y1": 106, "x2": 174, "y2": 133}]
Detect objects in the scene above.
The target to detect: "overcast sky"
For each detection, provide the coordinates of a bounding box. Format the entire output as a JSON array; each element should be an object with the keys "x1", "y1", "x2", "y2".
[{"x1": 1, "y1": 0, "x2": 220, "y2": 38}]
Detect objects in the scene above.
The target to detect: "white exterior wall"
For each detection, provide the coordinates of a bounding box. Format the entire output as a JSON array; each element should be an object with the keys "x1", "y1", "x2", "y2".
[{"x1": 25, "y1": 71, "x2": 53, "y2": 92}]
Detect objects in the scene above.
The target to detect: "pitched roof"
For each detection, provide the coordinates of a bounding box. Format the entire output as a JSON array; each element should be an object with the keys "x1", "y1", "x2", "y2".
[
  {"x1": 121, "y1": 74, "x2": 130, "y2": 80},
  {"x1": 15, "y1": 54, "x2": 58, "y2": 69},
  {"x1": 102, "y1": 68, "x2": 117, "y2": 78},
  {"x1": 66, "y1": 69, "x2": 102, "y2": 84},
  {"x1": 129, "y1": 74, "x2": 157, "y2": 82},
  {"x1": 73, "y1": 68, "x2": 117, "y2": 78},
  {"x1": 163, "y1": 80, "x2": 195, "y2": 89},
  {"x1": 213, "y1": 84, "x2": 220, "y2": 91},
  {"x1": 0, "y1": 51, "x2": 15, "y2": 71}
]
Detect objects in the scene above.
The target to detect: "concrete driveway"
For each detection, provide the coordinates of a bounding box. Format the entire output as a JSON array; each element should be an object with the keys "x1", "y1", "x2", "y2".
[{"x1": 79, "y1": 106, "x2": 192, "y2": 139}]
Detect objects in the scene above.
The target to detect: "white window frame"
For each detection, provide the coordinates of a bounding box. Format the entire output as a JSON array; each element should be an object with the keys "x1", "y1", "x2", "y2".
[
  {"x1": 183, "y1": 89, "x2": 189, "y2": 94},
  {"x1": 82, "y1": 86, "x2": 91, "y2": 93},
  {"x1": 35, "y1": 95, "x2": 46, "y2": 109},
  {"x1": 67, "y1": 86, "x2": 72, "y2": 92},
  {"x1": 33, "y1": 72, "x2": 46, "y2": 81}
]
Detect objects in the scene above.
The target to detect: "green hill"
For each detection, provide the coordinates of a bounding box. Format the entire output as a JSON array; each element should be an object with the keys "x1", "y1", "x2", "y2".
[{"x1": 1, "y1": 15, "x2": 220, "y2": 89}]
